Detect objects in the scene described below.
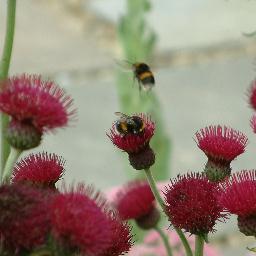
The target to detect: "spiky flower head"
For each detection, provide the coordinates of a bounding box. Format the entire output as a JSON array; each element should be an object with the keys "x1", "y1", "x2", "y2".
[
  {"x1": 219, "y1": 170, "x2": 256, "y2": 236},
  {"x1": 164, "y1": 173, "x2": 226, "y2": 235},
  {"x1": 50, "y1": 184, "x2": 115, "y2": 256},
  {"x1": 0, "y1": 184, "x2": 50, "y2": 253},
  {"x1": 100, "y1": 213, "x2": 133, "y2": 256},
  {"x1": 12, "y1": 152, "x2": 65, "y2": 188},
  {"x1": 250, "y1": 115, "x2": 256, "y2": 133},
  {"x1": 107, "y1": 113, "x2": 155, "y2": 170},
  {"x1": 0, "y1": 74, "x2": 76, "y2": 150},
  {"x1": 113, "y1": 180, "x2": 159, "y2": 229},
  {"x1": 195, "y1": 125, "x2": 248, "y2": 181},
  {"x1": 248, "y1": 79, "x2": 256, "y2": 111}
]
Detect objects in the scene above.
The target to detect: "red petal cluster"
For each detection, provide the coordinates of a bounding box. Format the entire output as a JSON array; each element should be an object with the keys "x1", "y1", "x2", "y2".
[
  {"x1": 0, "y1": 184, "x2": 50, "y2": 253},
  {"x1": 251, "y1": 115, "x2": 256, "y2": 133},
  {"x1": 107, "y1": 114, "x2": 155, "y2": 153},
  {"x1": 50, "y1": 185, "x2": 117, "y2": 255},
  {"x1": 114, "y1": 180, "x2": 155, "y2": 220},
  {"x1": 195, "y1": 125, "x2": 248, "y2": 162},
  {"x1": 219, "y1": 170, "x2": 256, "y2": 216},
  {"x1": 248, "y1": 79, "x2": 256, "y2": 110},
  {"x1": 164, "y1": 173, "x2": 226, "y2": 235},
  {"x1": 12, "y1": 152, "x2": 65, "y2": 187},
  {"x1": 100, "y1": 213, "x2": 133, "y2": 256},
  {"x1": 0, "y1": 74, "x2": 76, "y2": 132}
]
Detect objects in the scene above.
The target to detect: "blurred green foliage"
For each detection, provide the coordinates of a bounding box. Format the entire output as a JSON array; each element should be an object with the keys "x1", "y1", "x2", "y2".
[{"x1": 116, "y1": 0, "x2": 171, "y2": 181}]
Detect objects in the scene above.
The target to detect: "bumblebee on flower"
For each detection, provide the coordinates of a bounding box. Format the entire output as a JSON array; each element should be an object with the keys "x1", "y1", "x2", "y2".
[{"x1": 107, "y1": 112, "x2": 155, "y2": 170}]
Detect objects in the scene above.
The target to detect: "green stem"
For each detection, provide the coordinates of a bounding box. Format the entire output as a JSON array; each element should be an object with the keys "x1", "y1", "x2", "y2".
[
  {"x1": 175, "y1": 228, "x2": 193, "y2": 256},
  {"x1": 0, "y1": 0, "x2": 16, "y2": 179},
  {"x1": 155, "y1": 226, "x2": 173, "y2": 256},
  {"x1": 144, "y1": 168, "x2": 193, "y2": 256},
  {"x1": 2, "y1": 147, "x2": 21, "y2": 183},
  {"x1": 195, "y1": 235, "x2": 204, "y2": 256},
  {"x1": 144, "y1": 167, "x2": 166, "y2": 209}
]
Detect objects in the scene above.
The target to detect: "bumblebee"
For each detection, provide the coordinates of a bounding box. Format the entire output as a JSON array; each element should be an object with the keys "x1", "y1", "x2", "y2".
[
  {"x1": 115, "y1": 112, "x2": 145, "y2": 136},
  {"x1": 116, "y1": 60, "x2": 155, "y2": 91},
  {"x1": 132, "y1": 62, "x2": 155, "y2": 91}
]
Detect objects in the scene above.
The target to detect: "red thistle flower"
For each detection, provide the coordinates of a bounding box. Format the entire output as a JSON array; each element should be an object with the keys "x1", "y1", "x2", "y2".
[
  {"x1": 107, "y1": 113, "x2": 155, "y2": 170},
  {"x1": 164, "y1": 173, "x2": 226, "y2": 235},
  {"x1": 50, "y1": 184, "x2": 114, "y2": 256},
  {"x1": 114, "y1": 180, "x2": 159, "y2": 229},
  {"x1": 0, "y1": 184, "x2": 51, "y2": 253},
  {"x1": 12, "y1": 152, "x2": 65, "y2": 188},
  {"x1": 0, "y1": 74, "x2": 76, "y2": 132},
  {"x1": 100, "y1": 213, "x2": 133, "y2": 256},
  {"x1": 219, "y1": 170, "x2": 256, "y2": 236},
  {"x1": 0, "y1": 74, "x2": 76, "y2": 150},
  {"x1": 248, "y1": 79, "x2": 256, "y2": 111},
  {"x1": 250, "y1": 115, "x2": 256, "y2": 133},
  {"x1": 219, "y1": 170, "x2": 256, "y2": 216},
  {"x1": 195, "y1": 125, "x2": 248, "y2": 181}
]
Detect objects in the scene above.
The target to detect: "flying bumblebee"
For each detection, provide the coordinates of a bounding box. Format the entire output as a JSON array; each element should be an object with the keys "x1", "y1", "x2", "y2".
[
  {"x1": 116, "y1": 60, "x2": 155, "y2": 91},
  {"x1": 114, "y1": 112, "x2": 145, "y2": 136}
]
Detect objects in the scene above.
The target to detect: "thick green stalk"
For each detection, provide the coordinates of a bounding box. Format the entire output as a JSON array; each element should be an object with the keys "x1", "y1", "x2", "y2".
[
  {"x1": 2, "y1": 147, "x2": 21, "y2": 183},
  {"x1": 0, "y1": 0, "x2": 17, "y2": 178},
  {"x1": 155, "y1": 226, "x2": 173, "y2": 256},
  {"x1": 195, "y1": 235, "x2": 204, "y2": 256},
  {"x1": 144, "y1": 168, "x2": 193, "y2": 256},
  {"x1": 117, "y1": 0, "x2": 171, "y2": 181}
]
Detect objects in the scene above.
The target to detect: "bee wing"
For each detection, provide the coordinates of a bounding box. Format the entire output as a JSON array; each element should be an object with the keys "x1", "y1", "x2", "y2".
[
  {"x1": 114, "y1": 59, "x2": 134, "y2": 72},
  {"x1": 114, "y1": 111, "x2": 130, "y2": 119},
  {"x1": 141, "y1": 82, "x2": 155, "y2": 92}
]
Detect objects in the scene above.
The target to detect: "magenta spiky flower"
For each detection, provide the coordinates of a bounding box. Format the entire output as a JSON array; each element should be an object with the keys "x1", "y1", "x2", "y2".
[
  {"x1": 50, "y1": 184, "x2": 114, "y2": 256},
  {"x1": 108, "y1": 113, "x2": 155, "y2": 170},
  {"x1": 0, "y1": 184, "x2": 50, "y2": 253},
  {"x1": 164, "y1": 173, "x2": 226, "y2": 235},
  {"x1": 114, "y1": 180, "x2": 159, "y2": 229},
  {"x1": 195, "y1": 125, "x2": 248, "y2": 181},
  {"x1": 0, "y1": 74, "x2": 75, "y2": 132},
  {"x1": 219, "y1": 170, "x2": 256, "y2": 236},
  {"x1": 248, "y1": 79, "x2": 256, "y2": 111},
  {"x1": 250, "y1": 115, "x2": 256, "y2": 133},
  {"x1": 100, "y1": 213, "x2": 133, "y2": 256},
  {"x1": 12, "y1": 152, "x2": 65, "y2": 188},
  {"x1": 0, "y1": 74, "x2": 76, "y2": 150}
]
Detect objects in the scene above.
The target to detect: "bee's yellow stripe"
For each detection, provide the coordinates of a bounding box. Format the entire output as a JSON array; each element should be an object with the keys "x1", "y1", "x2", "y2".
[
  {"x1": 120, "y1": 122, "x2": 128, "y2": 131},
  {"x1": 139, "y1": 71, "x2": 152, "y2": 80},
  {"x1": 139, "y1": 121, "x2": 145, "y2": 132}
]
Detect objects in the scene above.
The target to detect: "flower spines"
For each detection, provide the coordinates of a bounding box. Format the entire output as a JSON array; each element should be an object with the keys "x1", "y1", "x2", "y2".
[
  {"x1": 251, "y1": 115, "x2": 256, "y2": 133},
  {"x1": 0, "y1": 74, "x2": 76, "y2": 132},
  {"x1": 113, "y1": 180, "x2": 160, "y2": 230},
  {"x1": 0, "y1": 184, "x2": 51, "y2": 253},
  {"x1": 12, "y1": 152, "x2": 65, "y2": 188},
  {"x1": 100, "y1": 212, "x2": 133, "y2": 256},
  {"x1": 114, "y1": 180, "x2": 155, "y2": 220},
  {"x1": 248, "y1": 79, "x2": 256, "y2": 111},
  {"x1": 219, "y1": 170, "x2": 256, "y2": 236},
  {"x1": 164, "y1": 173, "x2": 226, "y2": 235},
  {"x1": 195, "y1": 125, "x2": 248, "y2": 181},
  {"x1": 196, "y1": 125, "x2": 248, "y2": 162},
  {"x1": 50, "y1": 185, "x2": 114, "y2": 256},
  {"x1": 219, "y1": 170, "x2": 256, "y2": 216}
]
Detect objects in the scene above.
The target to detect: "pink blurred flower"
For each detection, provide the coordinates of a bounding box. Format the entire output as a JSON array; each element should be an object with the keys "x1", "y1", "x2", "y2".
[{"x1": 128, "y1": 230, "x2": 220, "y2": 256}]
